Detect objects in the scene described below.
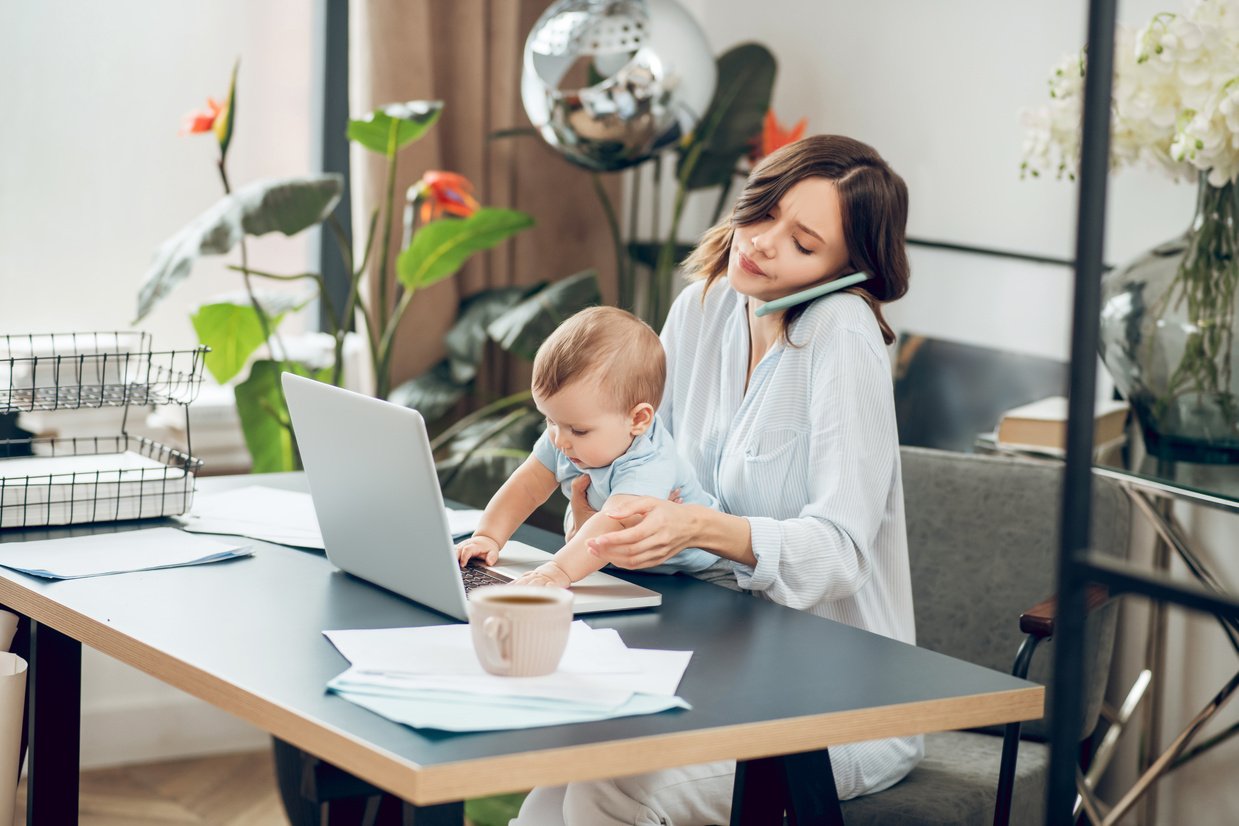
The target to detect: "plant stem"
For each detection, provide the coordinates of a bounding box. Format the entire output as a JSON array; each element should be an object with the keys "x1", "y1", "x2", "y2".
[
  {"x1": 591, "y1": 171, "x2": 627, "y2": 312},
  {"x1": 429, "y1": 390, "x2": 533, "y2": 452},
  {"x1": 652, "y1": 143, "x2": 704, "y2": 329},
  {"x1": 375, "y1": 122, "x2": 401, "y2": 385},
  {"x1": 439, "y1": 406, "x2": 532, "y2": 490},
  {"x1": 1150, "y1": 176, "x2": 1238, "y2": 424},
  {"x1": 217, "y1": 157, "x2": 293, "y2": 433},
  {"x1": 626, "y1": 163, "x2": 643, "y2": 313}
]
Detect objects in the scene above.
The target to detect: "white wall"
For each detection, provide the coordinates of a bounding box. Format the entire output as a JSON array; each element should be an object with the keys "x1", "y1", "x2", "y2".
[
  {"x1": 676, "y1": 1, "x2": 1234, "y2": 821},
  {"x1": 0, "y1": 0, "x2": 316, "y2": 767}
]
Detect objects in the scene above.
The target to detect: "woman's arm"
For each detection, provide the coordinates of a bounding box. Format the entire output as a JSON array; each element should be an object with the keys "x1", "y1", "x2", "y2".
[
  {"x1": 589, "y1": 327, "x2": 897, "y2": 610},
  {"x1": 457, "y1": 454, "x2": 558, "y2": 566},
  {"x1": 587, "y1": 500, "x2": 755, "y2": 569}
]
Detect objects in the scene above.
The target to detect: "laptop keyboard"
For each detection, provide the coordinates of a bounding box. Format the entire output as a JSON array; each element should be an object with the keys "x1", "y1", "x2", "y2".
[{"x1": 461, "y1": 561, "x2": 513, "y2": 593}]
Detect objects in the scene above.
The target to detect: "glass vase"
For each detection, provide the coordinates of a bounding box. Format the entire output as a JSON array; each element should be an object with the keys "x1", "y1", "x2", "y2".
[{"x1": 1099, "y1": 174, "x2": 1239, "y2": 464}]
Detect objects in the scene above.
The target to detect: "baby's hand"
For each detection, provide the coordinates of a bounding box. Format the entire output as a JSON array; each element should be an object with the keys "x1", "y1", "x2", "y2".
[
  {"x1": 456, "y1": 535, "x2": 501, "y2": 568},
  {"x1": 511, "y1": 561, "x2": 571, "y2": 588}
]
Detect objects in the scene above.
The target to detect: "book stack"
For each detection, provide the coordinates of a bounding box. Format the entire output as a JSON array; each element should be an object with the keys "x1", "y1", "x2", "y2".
[{"x1": 995, "y1": 396, "x2": 1130, "y2": 457}]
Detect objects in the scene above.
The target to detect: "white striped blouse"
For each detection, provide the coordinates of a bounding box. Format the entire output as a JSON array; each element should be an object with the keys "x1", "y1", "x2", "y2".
[{"x1": 660, "y1": 279, "x2": 923, "y2": 798}]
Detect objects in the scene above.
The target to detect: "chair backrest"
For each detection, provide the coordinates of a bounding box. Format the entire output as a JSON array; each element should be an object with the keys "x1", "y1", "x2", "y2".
[{"x1": 900, "y1": 445, "x2": 1131, "y2": 741}]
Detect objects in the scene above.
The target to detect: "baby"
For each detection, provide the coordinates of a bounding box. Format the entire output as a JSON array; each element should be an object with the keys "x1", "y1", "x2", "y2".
[{"x1": 455, "y1": 305, "x2": 717, "y2": 587}]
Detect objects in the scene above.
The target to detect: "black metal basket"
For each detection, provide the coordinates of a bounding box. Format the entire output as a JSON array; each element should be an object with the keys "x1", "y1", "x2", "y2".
[{"x1": 0, "y1": 332, "x2": 209, "y2": 528}]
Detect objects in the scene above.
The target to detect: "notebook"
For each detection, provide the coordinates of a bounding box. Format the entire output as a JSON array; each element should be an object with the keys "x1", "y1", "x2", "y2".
[{"x1": 281, "y1": 374, "x2": 661, "y2": 620}]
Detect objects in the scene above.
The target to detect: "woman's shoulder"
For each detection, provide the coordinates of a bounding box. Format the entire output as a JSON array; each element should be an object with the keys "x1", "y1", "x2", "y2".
[
  {"x1": 793, "y1": 293, "x2": 888, "y2": 361},
  {"x1": 666, "y1": 277, "x2": 736, "y2": 329}
]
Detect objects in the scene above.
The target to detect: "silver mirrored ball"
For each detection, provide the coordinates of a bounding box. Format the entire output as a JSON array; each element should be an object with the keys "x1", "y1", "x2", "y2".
[{"x1": 521, "y1": 0, "x2": 716, "y2": 172}]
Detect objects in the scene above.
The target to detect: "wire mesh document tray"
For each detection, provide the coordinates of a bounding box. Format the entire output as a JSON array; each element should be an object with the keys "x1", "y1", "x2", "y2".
[
  {"x1": 1, "y1": 331, "x2": 206, "y2": 411},
  {"x1": 1, "y1": 332, "x2": 208, "y2": 528}
]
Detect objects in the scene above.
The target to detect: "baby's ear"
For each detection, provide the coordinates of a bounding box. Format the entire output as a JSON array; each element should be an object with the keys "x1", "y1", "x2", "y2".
[{"x1": 629, "y1": 402, "x2": 655, "y2": 435}]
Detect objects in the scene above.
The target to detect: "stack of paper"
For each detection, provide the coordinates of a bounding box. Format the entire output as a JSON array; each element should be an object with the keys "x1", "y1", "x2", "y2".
[
  {"x1": 323, "y1": 621, "x2": 692, "y2": 732},
  {"x1": 179, "y1": 486, "x2": 483, "y2": 549},
  {"x1": 0, "y1": 527, "x2": 250, "y2": 580},
  {"x1": 0, "y1": 451, "x2": 194, "y2": 528}
]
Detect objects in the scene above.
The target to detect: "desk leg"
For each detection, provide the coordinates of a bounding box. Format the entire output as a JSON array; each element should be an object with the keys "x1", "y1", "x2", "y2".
[
  {"x1": 400, "y1": 800, "x2": 463, "y2": 825},
  {"x1": 732, "y1": 749, "x2": 844, "y2": 826},
  {"x1": 26, "y1": 620, "x2": 81, "y2": 826}
]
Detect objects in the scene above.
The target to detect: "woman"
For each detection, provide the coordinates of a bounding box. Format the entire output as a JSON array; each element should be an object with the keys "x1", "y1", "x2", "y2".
[{"x1": 512, "y1": 135, "x2": 920, "y2": 825}]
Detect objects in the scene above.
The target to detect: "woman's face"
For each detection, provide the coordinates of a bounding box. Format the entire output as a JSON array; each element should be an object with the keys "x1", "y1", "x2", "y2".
[{"x1": 727, "y1": 176, "x2": 853, "y2": 307}]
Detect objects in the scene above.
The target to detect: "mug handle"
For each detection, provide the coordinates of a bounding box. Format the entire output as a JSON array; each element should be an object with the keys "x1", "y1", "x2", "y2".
[{"x1": 482, "y1": 615, "x2": 511, "y2": 669}]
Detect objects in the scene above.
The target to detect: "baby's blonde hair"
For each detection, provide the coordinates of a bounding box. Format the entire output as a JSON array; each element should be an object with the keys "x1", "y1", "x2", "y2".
[{"x1": 532, "y1": 306, "x2": 665, "y2": 413}]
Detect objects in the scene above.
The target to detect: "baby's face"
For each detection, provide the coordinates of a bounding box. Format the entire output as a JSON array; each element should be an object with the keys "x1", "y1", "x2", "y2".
[{"x1": 533, "y1": 378, "x2": 640, "y2": 470}]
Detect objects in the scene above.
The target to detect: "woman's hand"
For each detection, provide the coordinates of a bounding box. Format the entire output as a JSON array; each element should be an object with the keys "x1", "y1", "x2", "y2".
[
  {"x1": 586, "y1": 498, "x2": 700, "y2": 570},
  {"x1": 564, "y1": 475, "x2": 596, "y2": 542},
  {"x1": 456, "y1": 535, "x2": 501, "y2": 567}
]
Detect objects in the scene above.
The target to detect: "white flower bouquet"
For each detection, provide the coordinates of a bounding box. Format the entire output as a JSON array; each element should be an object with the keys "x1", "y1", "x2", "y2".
[
  {"x1": 1022, "y1": 0, "x2": 1239, "y2": 186},
  {"x1": 1023, "y1": 0, "x2": 1239, "y2": 460}
]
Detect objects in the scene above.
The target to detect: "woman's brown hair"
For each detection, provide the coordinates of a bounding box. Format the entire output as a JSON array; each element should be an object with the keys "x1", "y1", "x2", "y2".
[{"x1": 682, "y1": 135, "x2": 910, "y2": 345}]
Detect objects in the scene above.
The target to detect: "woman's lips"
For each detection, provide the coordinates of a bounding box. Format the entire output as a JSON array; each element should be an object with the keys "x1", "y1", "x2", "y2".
[{"x1": 738, "y1": 251, "x2": 767, "y2": 276}]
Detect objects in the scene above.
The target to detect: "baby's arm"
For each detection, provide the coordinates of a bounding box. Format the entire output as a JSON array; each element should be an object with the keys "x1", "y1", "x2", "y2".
[
  {"x1": 456, "y1": 455, "x2": 559, "y2": 567},
  {"x1": 512, "y1": 494, "x2": 646, "y2": 587}
]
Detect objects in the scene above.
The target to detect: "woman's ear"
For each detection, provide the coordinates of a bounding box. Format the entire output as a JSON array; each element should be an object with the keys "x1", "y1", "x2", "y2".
[{"x1": 629, "y1": 402, "x2": 655, "y2": 436}]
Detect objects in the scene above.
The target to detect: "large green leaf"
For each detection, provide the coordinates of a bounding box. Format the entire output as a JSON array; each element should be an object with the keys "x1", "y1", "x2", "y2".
[
  {"x1": 135, "y1": 174, "x2": 343, "y2": 321},
  {"x1": 486, "y1": 270, "x2": 602, "y2": 361},
  {"x1": 397, "y1": 208, "x2": 535, "y2": 291},
  {"x1": 444, "y1": 286, "x2": 536, "y2": 383},
  {"x1": 347, "y1": 101, "x2": 443, "y2": 155},
  {"x1": 191, "y1": 302, "x2": 285, "y2": 385},
  {"x1": 234, "y1": 360, "x2": 328, "y2": 473},
  {"x1": 678, "y1": 43, "x2": 776, "y2": 191},
  {"x1": 388, "y1": 361, "x2": 470, "y2": 423}
]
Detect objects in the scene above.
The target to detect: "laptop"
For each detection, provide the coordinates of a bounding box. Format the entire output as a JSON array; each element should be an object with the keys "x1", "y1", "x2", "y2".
[{"x1": 281, "y1": 373, "x2": 662, "y2": 620}]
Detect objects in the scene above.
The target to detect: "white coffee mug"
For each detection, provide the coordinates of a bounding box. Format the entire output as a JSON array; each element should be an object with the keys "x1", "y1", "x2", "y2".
[{"x1": 468, "y1": 585, "x2": 573, "y2": 677}]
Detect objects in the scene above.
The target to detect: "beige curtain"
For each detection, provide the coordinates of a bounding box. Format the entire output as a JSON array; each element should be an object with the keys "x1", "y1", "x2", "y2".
[{"x1": 350, "y1": 0, "x2": 619, "y2": 396}]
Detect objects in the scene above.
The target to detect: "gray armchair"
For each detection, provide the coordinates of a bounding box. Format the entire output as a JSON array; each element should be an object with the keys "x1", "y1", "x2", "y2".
[{"x1": 840, "y1": 446, "x2": 1131, "y2": 826}]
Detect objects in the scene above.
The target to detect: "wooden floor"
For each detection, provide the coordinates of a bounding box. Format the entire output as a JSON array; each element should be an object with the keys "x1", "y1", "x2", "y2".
[{"x1": 14, "y1": 750, "x2": 287, "y2": 826}]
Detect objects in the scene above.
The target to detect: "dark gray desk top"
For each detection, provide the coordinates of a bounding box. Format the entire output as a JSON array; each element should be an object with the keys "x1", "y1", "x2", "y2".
[{"x1": 0, "y1": 473, "x2": 1042, "y2": 803}]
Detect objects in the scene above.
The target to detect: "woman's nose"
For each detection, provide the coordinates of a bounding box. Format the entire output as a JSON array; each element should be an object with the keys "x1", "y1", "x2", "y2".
[{"x1": 750, "y1": 233, "x2": 771, "y2": 256}]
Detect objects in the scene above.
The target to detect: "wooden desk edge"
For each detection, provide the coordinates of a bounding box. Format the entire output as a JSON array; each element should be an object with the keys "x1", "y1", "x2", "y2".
[
  {"x1": 412, "y1": 685, "x2": 1044, "y2": 803},
  {"x1": 0, "y1": 580, "x2": 1043, "y2": 805}
]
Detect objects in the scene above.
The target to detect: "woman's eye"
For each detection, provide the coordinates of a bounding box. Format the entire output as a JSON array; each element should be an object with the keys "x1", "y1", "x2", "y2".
[
  {"x1": 794, "y1": 239, "x2": 812, "y2": 255},
  {"x1": 571, "y1": 429, "x2": 589, "y2": 437}
]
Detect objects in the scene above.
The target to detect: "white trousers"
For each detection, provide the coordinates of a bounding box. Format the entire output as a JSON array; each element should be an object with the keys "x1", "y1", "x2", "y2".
[
  {"x1": 509, "y1": 759, "x2": 736, "y2": 826},
  {"x1": 508, "y1": 737, "x2": 918, "y2": 826}
]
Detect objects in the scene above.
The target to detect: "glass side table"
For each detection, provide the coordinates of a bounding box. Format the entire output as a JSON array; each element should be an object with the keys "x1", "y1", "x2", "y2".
[{"x1": 977, "y1": 431, "x2": 1238, "y2": 824}]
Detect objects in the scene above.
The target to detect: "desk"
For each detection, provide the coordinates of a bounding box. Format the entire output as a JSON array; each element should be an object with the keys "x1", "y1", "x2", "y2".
[{"x1": 0, "y1": 473, "x2": 1043, "y2": 825}]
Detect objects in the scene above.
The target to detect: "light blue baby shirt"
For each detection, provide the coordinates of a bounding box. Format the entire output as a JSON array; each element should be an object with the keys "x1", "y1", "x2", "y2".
[{"x1": 531, "y1": 414, "x2": 718, "y2": 572}]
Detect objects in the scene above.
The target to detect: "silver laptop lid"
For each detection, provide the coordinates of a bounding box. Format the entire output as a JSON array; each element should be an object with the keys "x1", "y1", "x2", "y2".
[{"x1": 282, "y1": 373, "x2": 470, "y2": 620}]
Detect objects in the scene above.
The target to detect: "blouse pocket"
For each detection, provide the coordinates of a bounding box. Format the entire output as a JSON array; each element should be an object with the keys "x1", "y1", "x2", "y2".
[
  {"x1": 742, "y1": 428, "x2": 807, "y2": 464},
  {"x1": 727, "y1": 428, "x2": 810, "y2": 518}
]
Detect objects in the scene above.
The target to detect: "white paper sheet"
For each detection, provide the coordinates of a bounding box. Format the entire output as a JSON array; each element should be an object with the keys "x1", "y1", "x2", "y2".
[
  {"x1": 324, "y1": 621, "x2": 637, "y2": 675},
  {"x1": 331, "y1": 646, "x2": 692, "y2": 707},
  {"x1": 0, "y1": 527, "x2": 250, "y2": 579},
  {"x1": 323, "y1": 621, "x2": 694, "y2": 731},
  {"x1": 179, "y1": 486, "x2": 483, "y2": 548},
  {"x1": 330, "y1": 687, "x2": 689, "y2": 732}
]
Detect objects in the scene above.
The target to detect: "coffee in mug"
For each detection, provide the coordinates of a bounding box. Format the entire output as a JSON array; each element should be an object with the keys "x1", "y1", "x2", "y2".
[{"x1": 468, "y1": 585, "x2": 574, "y2": 677}]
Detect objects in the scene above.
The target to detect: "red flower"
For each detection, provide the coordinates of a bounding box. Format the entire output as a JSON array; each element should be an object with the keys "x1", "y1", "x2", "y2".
[
  {"x1": 750, "y1": 110, "x2": 808, "y2": 163},
  {"x1": 180, "y1": 98, "x2": 224, "y2": 136},
  {"x1": 416, "y1": 171, "x2": 480, "y2": 223}
]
